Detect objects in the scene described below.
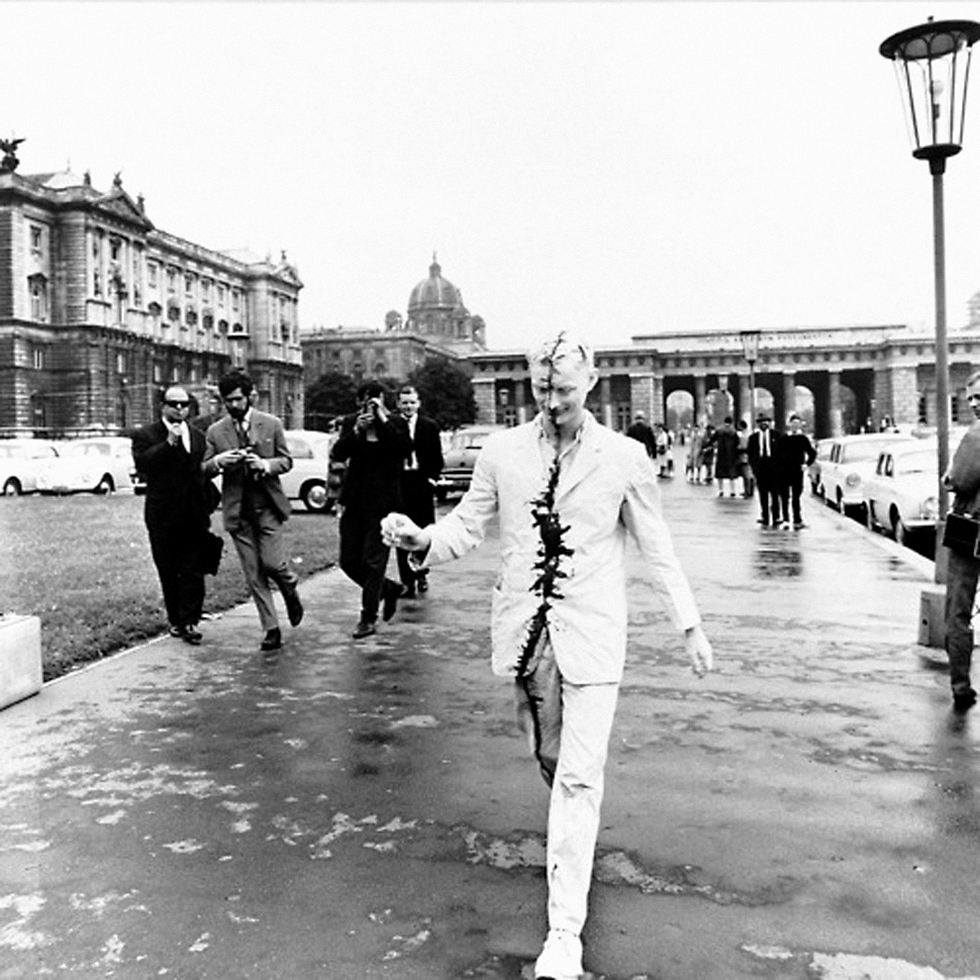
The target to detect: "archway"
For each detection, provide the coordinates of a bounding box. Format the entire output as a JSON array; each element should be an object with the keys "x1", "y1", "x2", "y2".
[
  {"x1": 794, "y1": 385, "x2": 815, "y2": 433},
  {"x1": 665, "y1": 390, "x2": 694, "y2": 432}
]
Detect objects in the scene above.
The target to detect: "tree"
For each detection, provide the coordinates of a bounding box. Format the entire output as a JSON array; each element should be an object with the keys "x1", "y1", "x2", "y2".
[
  {"x1": 304, "y1": 371, "x2": 358, "y2": 430},
  {"x1": 408, "y1": 357, "x2": 477, "y2": 431}
]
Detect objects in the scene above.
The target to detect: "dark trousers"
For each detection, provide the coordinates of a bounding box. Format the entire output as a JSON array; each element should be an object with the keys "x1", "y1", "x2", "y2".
[
  {"x1": 946, "y1": 548, "x2": 980, "y2": 697},
  {"x1": 781, "y1": 471, "x2": 805, "y2": 525},
  {"x1": 396, "y1": 470, "x2": 435, "y2": 589},
  {"x1": 755, "y1": 473, "x2": 782, "y2": 525},
  {"x1": 148, "y1": 524, "x2": 205, "y2": 628},
  {"x1": 339, "y1": 506, "x2": 400, "y2": 623}
]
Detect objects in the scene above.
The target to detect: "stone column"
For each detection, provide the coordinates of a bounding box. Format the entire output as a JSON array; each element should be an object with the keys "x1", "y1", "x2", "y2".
[
  {"x1": 652, "y1": 375, "x2": 665, "y2": 426},
  {"x1": 694, "y1": 375, "x2": 706, "y2": 425},
  {"x1": 599, "y1": 376, "x2": 614, "y2": 428},
  {"x1": 630, "y1": 373, "x2": 655, "y2": 423},
  {"x1": 889, "y1": 365, "x2": 919, "y2": 427},
  {"x1": 472, "y1": 377, "x2": 496, "y2": 426},
  {"x1": 738, "y1": 374, "x2": 751, "y2": 427},
  {"x1": 828, "y1": 371, "x2": 842, "y2": 437},
  {"x1": 783, "y1": 372, "x2": 796, "y2": 426}
]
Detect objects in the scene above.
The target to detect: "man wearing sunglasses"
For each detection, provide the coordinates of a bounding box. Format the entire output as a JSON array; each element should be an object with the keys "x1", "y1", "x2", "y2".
[{"x1": 132, "y1": 386, "x2": 211, "y2": 645}]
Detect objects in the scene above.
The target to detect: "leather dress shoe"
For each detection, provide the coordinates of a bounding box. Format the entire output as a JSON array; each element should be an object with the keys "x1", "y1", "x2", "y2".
[
  {"x1": 261, "y1": 628, "x2": 282, "y2": 651},
  {"x1": 352, "y1": 620, "x2": 376, "y2": 639},
  {"x1": 416, "y1": 573, "x2": 428, "y2": 594},
  {"x1": 382, "y1": 583, "x2": 400, "y2": 622},
  {"x1": 169, "y1": 624, "x2": 202, "y2": 645},
  {"x1": 954, "y1": 689, "x2": 977, "y2": 713},
  {"x1": 284, "y1": 588, "x2": 304, "y2": 627}
]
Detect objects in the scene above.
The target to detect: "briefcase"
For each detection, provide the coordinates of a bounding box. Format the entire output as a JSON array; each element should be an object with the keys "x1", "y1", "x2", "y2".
[
  {"x1": 942, "y1": 512, "x2": 980, "y2": 558},
  {"x1": 200, "y1": 531, "x2": 225, "y2": 576}
]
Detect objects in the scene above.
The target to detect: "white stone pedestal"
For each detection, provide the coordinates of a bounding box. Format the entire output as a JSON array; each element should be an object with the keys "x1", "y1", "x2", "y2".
[{"x1": 0, "y1": 614, "x2": 42, "y2": 710}]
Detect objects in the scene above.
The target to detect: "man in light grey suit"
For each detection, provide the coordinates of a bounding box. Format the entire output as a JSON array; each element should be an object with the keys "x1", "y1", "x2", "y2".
[
  {"x1": 384, "y1": 334, "x2": 712, "y2": 980},
  {"x1": 203, "y1": 371, "x2": 303, "y2": 651}
]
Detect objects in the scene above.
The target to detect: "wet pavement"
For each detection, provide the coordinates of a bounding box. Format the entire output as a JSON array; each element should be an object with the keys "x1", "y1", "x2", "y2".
[{"x1": 3, "y1": 464, "x2": 980, "y2": 980}]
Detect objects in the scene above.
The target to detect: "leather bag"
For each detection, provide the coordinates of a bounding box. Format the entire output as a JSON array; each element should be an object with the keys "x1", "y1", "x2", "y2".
[{"x1": 943, "y1": 512, "x2": 980, "y2": 558}]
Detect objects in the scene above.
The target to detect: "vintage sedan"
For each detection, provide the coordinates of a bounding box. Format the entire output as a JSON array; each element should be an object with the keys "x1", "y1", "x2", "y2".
[
  {"x1": 818, "y1": 433, "x2": 912, "y2": 517},
  {"x1": 435, "y1": 424, "x2": 507, "y2": 501},
  {"x1": 0, "y1": 439, "x2": 59, "y2": 495},
  {"x1": 35, "y1": 437, "x2": 136, "y2": 494},
  {"x1": 281, "y1": 429, "x2": 340, "y2": 513},
  {"x1": 808, "y1": 437, "x2": 834, "y2": 497}
]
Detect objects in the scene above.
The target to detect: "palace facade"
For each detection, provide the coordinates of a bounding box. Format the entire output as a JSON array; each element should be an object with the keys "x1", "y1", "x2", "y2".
[{"x1": 0, "y1": 155, "x2": 304, "y2": 437}]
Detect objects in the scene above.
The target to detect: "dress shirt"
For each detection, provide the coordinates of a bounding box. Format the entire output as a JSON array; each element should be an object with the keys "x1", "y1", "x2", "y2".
[
  {"x1": 164, "y1": 419, "x2": 191, "y2": 453},
  {"x1": 405, "y1": 414, "x2": 418, "y2": 470}
]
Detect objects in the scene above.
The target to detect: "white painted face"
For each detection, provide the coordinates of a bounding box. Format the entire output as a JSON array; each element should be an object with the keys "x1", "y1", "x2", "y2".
[
  {"x1": 530, "y1": 357, "x2": 598, "y2": 437},
  {"x1": 967, "y1": 379, "x2": 980, "y2": 420}
]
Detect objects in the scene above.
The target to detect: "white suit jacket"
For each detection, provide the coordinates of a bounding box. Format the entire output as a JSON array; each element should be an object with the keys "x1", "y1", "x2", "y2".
[{"x1": 425, "y1": 412, "x2": 701, "y2": 684}]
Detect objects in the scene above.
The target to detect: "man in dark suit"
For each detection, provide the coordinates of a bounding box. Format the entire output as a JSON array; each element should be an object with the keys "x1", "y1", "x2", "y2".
[
  {"x1": 776, "y1": 412, "x2": 817, "y2": 529},
  {"x1": 748, "y1": 412, "x2": 783, "y2": 527},
  {"x1": 203, "y1": 371, "x2": 303, "y2": 652},
  {"x1": 395, "y1": 384, "x2": 444, "y2": 597},
  {"x1": 132, "y1": 386, "x2": 211, "y2": 644},
  {"x1": 331, "y1": 381, "x2": 412, "y2": 638},
  {"x1": 625, "y1": 411, "x2": 656, "y2": 458}
]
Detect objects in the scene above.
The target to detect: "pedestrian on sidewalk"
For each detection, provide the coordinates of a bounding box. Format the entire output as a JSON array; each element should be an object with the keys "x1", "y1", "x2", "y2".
[
  {"x1": 748, "y1": 412, "x2": 783, "y2": 527},
  {"x1": 132, "y1": 385, "x2": 211, "y2": 645},
  {"x1": 395, "y1": 384, "x2": 443, "y2": 598},
  {"x1": 382, "y1": 332, "x2": 713, "y2": 980},
  {"x1": 625, "y1": 411, "x2": 656, "y2": 458},
  {"x1": 943, "y1": 369, "x2": 980, "y2": 712},
  {"x1": 735, "y1": 419, "x2": 754, "y2": 498},
  {"x1": 331, "y1": 381, "x2": 412, "y2": 639},
  {"x1": 708, "y1": 416, "x2": 739, "y2": 497},
  {"x1": 203, "y1": 371, "x2": 304, "y2": 652},
  {"x1": 776, "y1": 413, "x2": 817, "y2": 529}
]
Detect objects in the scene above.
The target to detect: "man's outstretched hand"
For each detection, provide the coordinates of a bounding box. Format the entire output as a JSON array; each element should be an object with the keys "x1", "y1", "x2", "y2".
[
  {"x1": 381, "y1": 513, "x2": 431, "y2": 552},
  {"x1": 684, "y1": 624, "x2": 713, "y2": 677}
]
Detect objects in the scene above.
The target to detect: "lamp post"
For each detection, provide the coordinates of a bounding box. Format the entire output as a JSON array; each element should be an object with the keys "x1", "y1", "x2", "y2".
[
  {"x1": 880, "y1": 18, "x2": 980, "y2": 520},
  {"x1": 739, "y1": 330, "x2": 761, "y2": 430}
]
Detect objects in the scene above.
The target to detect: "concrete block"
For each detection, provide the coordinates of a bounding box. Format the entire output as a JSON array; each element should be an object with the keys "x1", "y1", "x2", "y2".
[
  {"x1": 918, "y1": 586, "x2": 947, "y2": 650},
  {"x1": 0, "y1": 614, "x2": 42, "y2": 710}
]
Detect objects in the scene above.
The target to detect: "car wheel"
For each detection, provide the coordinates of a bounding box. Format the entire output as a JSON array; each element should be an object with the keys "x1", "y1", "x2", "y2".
[
  {"x1": 865, "y1": 502, "x2": 876, "y2": 531},
  {"x1": 301, "y1": 480, "x2": 328, "y2": 513},
  {"x1": 94, "y1": 475, "x2": 114, "y2": 495},
  {"x1": 3, "y1": 478, "x2": 22, "y2": 496},
  {"x1": 835, "y1": 488, "x2": 844, "y2": 513}
]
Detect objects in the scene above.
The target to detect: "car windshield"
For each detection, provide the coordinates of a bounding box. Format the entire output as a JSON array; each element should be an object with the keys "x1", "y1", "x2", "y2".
[
  {"x1": 897, "y1": 451, "x2": 936, "y2": 476},
  {"x1": 60, "y1": 443, "x2": 107, "y2": 457}
]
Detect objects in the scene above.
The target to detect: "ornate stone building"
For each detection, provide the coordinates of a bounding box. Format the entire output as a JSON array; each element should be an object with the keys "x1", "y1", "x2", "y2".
[
  {"x1": 301, "y1": 256, "x2": 486, "y2": 385},
  {"x1": 0, "y1": 149, "x2": 304, "y2": 437}
]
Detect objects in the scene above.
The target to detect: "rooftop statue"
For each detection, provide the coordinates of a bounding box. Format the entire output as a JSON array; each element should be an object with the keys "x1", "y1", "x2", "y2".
[{"x1": 0, "y1": 137, "x2": 25, "y2": 174}]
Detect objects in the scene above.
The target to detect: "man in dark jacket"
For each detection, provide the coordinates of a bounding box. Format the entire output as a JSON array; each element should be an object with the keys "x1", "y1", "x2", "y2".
[
  {"x1": 747, "y1": 413, "x2": 783, "y2": 527},
  {"x1": 395, "y1": 385, "x2": 444, "y2": 597},
  {"x1": 131, "y1": 386, "x2": 211, "y2": 644},
  {"x1": 331, "y1": 381, "x2": 413, "y2": 638},
  {"x1": 776, "y1": 413, "x2": 817, "y2": 529},
  {"x1": 625, "y1": 411, "x2": 656, "y2": 458}
]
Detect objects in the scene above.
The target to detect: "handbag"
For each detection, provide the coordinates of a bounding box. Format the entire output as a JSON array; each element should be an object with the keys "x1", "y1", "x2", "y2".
[
  {"x1": 942, "y1": 512, "x2": 980, "y2": 558},
  {"x1": 199, "y1": 531, "x2": 225, "y2": 576}
]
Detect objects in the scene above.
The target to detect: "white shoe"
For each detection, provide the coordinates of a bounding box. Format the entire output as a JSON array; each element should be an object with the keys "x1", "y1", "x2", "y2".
[{"x1": 534, "y1": 929, "x2": 583, "y2": 979}]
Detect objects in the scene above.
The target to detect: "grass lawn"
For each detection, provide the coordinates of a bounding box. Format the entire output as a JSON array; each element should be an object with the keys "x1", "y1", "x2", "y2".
[{"x1": 0, "y1": 493, "x2": 340, "y2": 680}]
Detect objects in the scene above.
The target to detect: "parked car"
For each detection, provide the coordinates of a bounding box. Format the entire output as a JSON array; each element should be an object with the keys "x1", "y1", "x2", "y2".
[
  {"x1": 35, "y1": 437, "x2": 135, "y2": 494},
  {"x1": 281, "y1": 429, "x2": 340, "y2": 513},
  {"x1": 435, "y1": 424, "x2": 507, "y2": 501},
  {"x1": 817, "y1": 433, "x2": 912, "y2": 517},
  {"x1": 863, "y1": 442, "x2": 940, "y2": 544},
  {"x1": 863, "y1": 430, "x2": 967, "y2": 544},
  {"x1": 0, "y1": 439, "x2": 59, "y2": 496}
]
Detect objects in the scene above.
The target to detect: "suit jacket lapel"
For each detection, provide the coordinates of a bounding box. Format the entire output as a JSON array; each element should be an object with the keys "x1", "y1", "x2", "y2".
[{"x1": 556, "y1": 426, "x2": 603, "y2": 503}]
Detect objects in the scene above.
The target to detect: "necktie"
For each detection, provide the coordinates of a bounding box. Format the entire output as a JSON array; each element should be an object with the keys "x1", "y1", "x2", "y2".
[{"x1": 762, "y1": 431, "x2": 769, "y2": 456}]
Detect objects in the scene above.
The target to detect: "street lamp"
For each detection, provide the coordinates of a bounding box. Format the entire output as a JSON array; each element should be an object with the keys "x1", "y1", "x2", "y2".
[
  {"x1": 880, "y1": 18, "x2": 980, "y2": 519},
  {"x1": 739, "y1": 330, "x2": 761, "y2": 430}
]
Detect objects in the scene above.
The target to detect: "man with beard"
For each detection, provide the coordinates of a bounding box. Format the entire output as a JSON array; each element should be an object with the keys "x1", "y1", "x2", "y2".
[
  {"x1": 203, "y1": 371, "x2": 303, "y2": 651},
  {"x1": 381, "y1": 333, "x2": 712, "y2": 980},
  {"x1": 132, "y1": 385, "x2": 210, "y2": 644}
]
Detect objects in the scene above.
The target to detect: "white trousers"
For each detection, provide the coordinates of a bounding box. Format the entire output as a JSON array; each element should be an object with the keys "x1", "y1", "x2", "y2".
[{"x1": 516, "y1": 638, "x2": 620, "y2": 935}]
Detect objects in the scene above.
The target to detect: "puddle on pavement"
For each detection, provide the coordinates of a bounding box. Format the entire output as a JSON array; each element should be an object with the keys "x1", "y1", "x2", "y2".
[{"x1": 753, "y1": 546, "x2": 804, "y2": 579}]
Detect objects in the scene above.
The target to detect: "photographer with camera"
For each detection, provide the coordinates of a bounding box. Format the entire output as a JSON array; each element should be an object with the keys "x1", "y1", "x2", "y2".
[{"x1": 331, "y1": 381, "x2": 413, "y2": 638}]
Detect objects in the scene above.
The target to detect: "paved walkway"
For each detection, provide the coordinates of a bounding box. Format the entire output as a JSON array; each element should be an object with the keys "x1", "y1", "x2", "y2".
[{"x1": 2, "y1": 463, "x2": 979, "y2": 980}]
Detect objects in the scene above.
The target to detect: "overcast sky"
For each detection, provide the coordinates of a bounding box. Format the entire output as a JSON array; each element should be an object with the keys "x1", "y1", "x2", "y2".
[{"x1": 7, "y1": 1, "x2": 980, "y2": 352}]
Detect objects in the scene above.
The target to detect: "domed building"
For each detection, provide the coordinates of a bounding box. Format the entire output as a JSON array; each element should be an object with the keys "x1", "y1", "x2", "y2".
[{"x1": 398, "y1": 256, "x2": 485, "y2": 354}]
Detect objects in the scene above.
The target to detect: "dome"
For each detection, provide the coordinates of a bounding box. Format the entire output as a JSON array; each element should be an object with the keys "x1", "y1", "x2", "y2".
[{"x1": 408, "y1": 258, "x2": 464, "y2": 314}]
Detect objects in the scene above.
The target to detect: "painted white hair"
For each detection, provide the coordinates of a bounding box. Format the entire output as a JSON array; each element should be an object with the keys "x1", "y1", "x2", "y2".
[{"x1": 526, "y1": 332, "x2": 595, "y2": 372}]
